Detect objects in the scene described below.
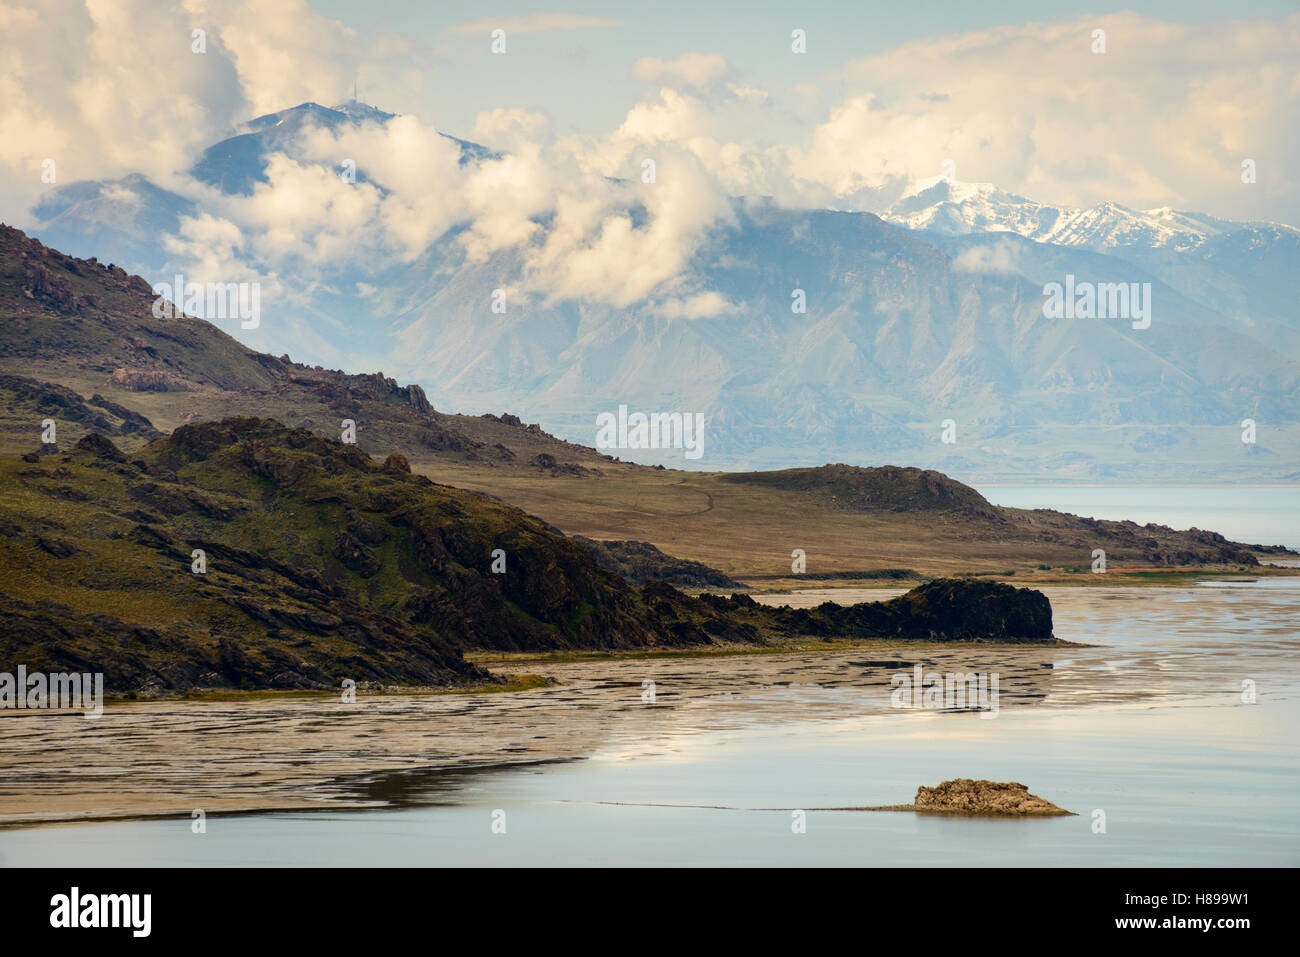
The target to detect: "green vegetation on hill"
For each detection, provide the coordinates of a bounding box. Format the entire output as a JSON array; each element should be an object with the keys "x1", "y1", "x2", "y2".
[{"x1": 1, "y1": 419, "x2": 1065, "y2": 692}]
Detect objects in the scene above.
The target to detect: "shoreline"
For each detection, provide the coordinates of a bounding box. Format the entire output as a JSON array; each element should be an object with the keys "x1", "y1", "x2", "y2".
[
  {"x1": 0, "y1": 639, "x2": 1102, "y2": 829},
  {"x1": 2, "y1": 581, "x2": 1293, "y2": 834}
]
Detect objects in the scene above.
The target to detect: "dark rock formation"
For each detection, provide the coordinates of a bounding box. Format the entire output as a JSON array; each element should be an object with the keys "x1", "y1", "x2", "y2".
[
  {"x1": 0, "y1": 374, "x2": 161, "y2": 441},
  {"x1": 702, "y1": 578, "x2": 1055, "y2": 643},
  {"x1": 574, "y1": 536, "x2": 743, "y2": 589},
  {"x1": 74, "y1": 432, "x2": 126, "y2": 462},
  {"x1": 382, "y1": 453, "x2": 411, "y2": 475},
  {"x1": 531, "y1": 452, "x2": 593, "y2": 476}
]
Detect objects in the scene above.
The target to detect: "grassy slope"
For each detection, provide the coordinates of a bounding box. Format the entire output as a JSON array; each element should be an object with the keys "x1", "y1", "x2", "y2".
[{"x1": 407, "y1": 463, "x2": 1284, "y2": 581}]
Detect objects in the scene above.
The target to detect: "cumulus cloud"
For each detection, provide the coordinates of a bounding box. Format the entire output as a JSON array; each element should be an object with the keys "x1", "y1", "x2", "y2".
[
  {"x1": 525, "y1": 151, "x2": 735, "y2": 307},
  {"x1": 150, "y1": 104, "x2": 735, "y2": 314},
  {"x1": 470, "y1": 109, "x2": 552, "y2": 151},
  {"x1": 163, "y1": 212, "x2": 250, "y2": 280},
  {"x1": 562, "y1": 86, "x2": 805, "y2": 207},
  {"x1": 197, "y1": 0, "x2": 361, "y2": 117},
  {"x1": 0, "y1": 0, "x2": 738, "y2": 312},
  {"x1": 0, "y1": 0, "x2": 242, "y2": 215},
  {"x1": 0, "y1": 0, "x2": 372, "y2": 222}
]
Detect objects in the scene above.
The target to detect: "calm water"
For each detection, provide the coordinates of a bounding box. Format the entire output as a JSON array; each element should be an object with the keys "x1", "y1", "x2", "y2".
[
  {"x1": 3, "y1": 578, "x2": 1297, "y2": 867},
  {"x1": 979, "y1": 485, "x2": 1300, "y2": 551}
]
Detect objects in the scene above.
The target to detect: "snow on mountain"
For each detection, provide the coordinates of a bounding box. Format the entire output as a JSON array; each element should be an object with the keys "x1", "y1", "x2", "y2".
[{"x1": 881, "y1": 176, "x2": 1275, "y2": 253}]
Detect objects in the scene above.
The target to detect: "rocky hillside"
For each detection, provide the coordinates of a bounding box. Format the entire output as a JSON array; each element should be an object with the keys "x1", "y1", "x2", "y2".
[
  {"x1": 572, "y1": 536, "x2": 744, "y2": 589},
  {"x1": 0, "y1": 223, "x2": 615, "y2": 472}
]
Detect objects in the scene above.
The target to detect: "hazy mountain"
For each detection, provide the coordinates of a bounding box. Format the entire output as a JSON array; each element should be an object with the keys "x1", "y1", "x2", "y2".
[
  {"x1": 189, "y1": 100, "x2": 495, "y2": 195},
  {"x1": 30, "y1": 172, "x2": 195, "y2": 277},
  {"x1": 883, "y1": 177, "x2": 1300, "y2": 354},
  {"x1": 29, "y1": 100, "x2": 493, "y2": 273},
  {"x1": 369, "y1": 200, "x2": 1300, "y2": 477},
  {"x1": 22, "y1": 103, "x2": 1300, "y2": 482}
]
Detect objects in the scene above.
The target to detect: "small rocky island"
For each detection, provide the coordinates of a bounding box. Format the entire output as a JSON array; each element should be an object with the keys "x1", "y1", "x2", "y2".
[{"x1": 870, "y1": 779, "x2": 1073, "y2": 817}]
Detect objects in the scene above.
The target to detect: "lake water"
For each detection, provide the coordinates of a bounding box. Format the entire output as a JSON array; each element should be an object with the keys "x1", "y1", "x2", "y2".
[
  {"x1": 3, "y1": 577, "x2": 1297, "y2": 867},
  {"x1": 978, "y1": 485, "x2": 1300, "y2": 551}
]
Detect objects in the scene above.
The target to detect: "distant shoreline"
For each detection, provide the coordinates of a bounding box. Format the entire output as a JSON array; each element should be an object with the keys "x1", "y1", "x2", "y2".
[{"x1": 977, "y1": 483, "x2": 1300, "y2": 489}]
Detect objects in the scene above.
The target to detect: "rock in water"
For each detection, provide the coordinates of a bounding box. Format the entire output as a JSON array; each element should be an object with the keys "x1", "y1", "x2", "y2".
[{"x1": 911, "y1": 779, "x2": 1071, "y2": 816}]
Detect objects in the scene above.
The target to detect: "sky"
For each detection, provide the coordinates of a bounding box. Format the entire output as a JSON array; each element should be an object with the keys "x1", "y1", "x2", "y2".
[
  {"x1": 304, "y1": 0, "x2": 1300, "y2": 143},
  {"x1": 1, "y1": 0, "x2": 1297, "y2": 307}
]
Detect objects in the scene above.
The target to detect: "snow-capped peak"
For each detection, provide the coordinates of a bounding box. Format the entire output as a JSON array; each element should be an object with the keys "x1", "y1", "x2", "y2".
[
  {"x1": 886, "y1": 177, "x2": 1056, "y2": 239},
  {"x1": 882, "y1": 177, "x2": 1252, "y2": 252}
]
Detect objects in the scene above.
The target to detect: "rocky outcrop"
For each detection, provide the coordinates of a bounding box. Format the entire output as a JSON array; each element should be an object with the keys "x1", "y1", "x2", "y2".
[
  {"x1": 110, "y1": 367, "x2": 189, "y2": 392},
  {"x1": 419, "y1": 423, "x2": 482, "y2": 455},
  {"x1": 74, "y1": 432, "x2": 127, "y2": 462},
  {"x1": 891, "y1": 779, "x2": 1073, "y2": 816},
  {"x1": 0, "y1": 374, "x2": 161, "y2": 444},
  {"x1": 704, "y1": 578, "x2": 1056, "y2": 643},
  {"x1": 884, "y1": 578, "x2": 1053, "y2": 641},
  {"x1": 574, "y1": 536, "x2": 743, "y2": 589},
  {"x1": 88, "y1": 394, "x2": 160, "y2": 436},
  {"x1": 530, "y1": 452, "x2": 594, "y2": 476}
]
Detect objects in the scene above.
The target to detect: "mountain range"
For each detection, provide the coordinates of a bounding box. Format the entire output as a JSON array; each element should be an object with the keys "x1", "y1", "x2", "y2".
[{"x1": 24, "y1": 101, "x2": 1300, "y2": 482}]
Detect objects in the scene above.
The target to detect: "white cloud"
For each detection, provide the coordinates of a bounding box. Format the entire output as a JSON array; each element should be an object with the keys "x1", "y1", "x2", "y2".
[
  {"x1": 148, "y1": 105, "x2": 735, "y2": 314},
  {"x1": 470, "y1": 109, "x2": 552, "y2": 151},
  {"x1": 99, "y1": 183, "x2": 143, "y2": 207},
  {"x1": 444, "y1": 13, "x2": 620, "y2": 36},
  {"x1": 632, "y1": 52, "x2": 732, "y2": 89},
  {"x1": 197, "y1": 0, "x2": 360, "y2": 117},
  {"x1": 0, "y1": 0, "x2": 242, "y2": 217},
  {"x1": 952, "y1": 238, "x2": 1022, "y2": 275},
  {"x1": 656, "y1": 291, "x2": 738, "y2": 319}
]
